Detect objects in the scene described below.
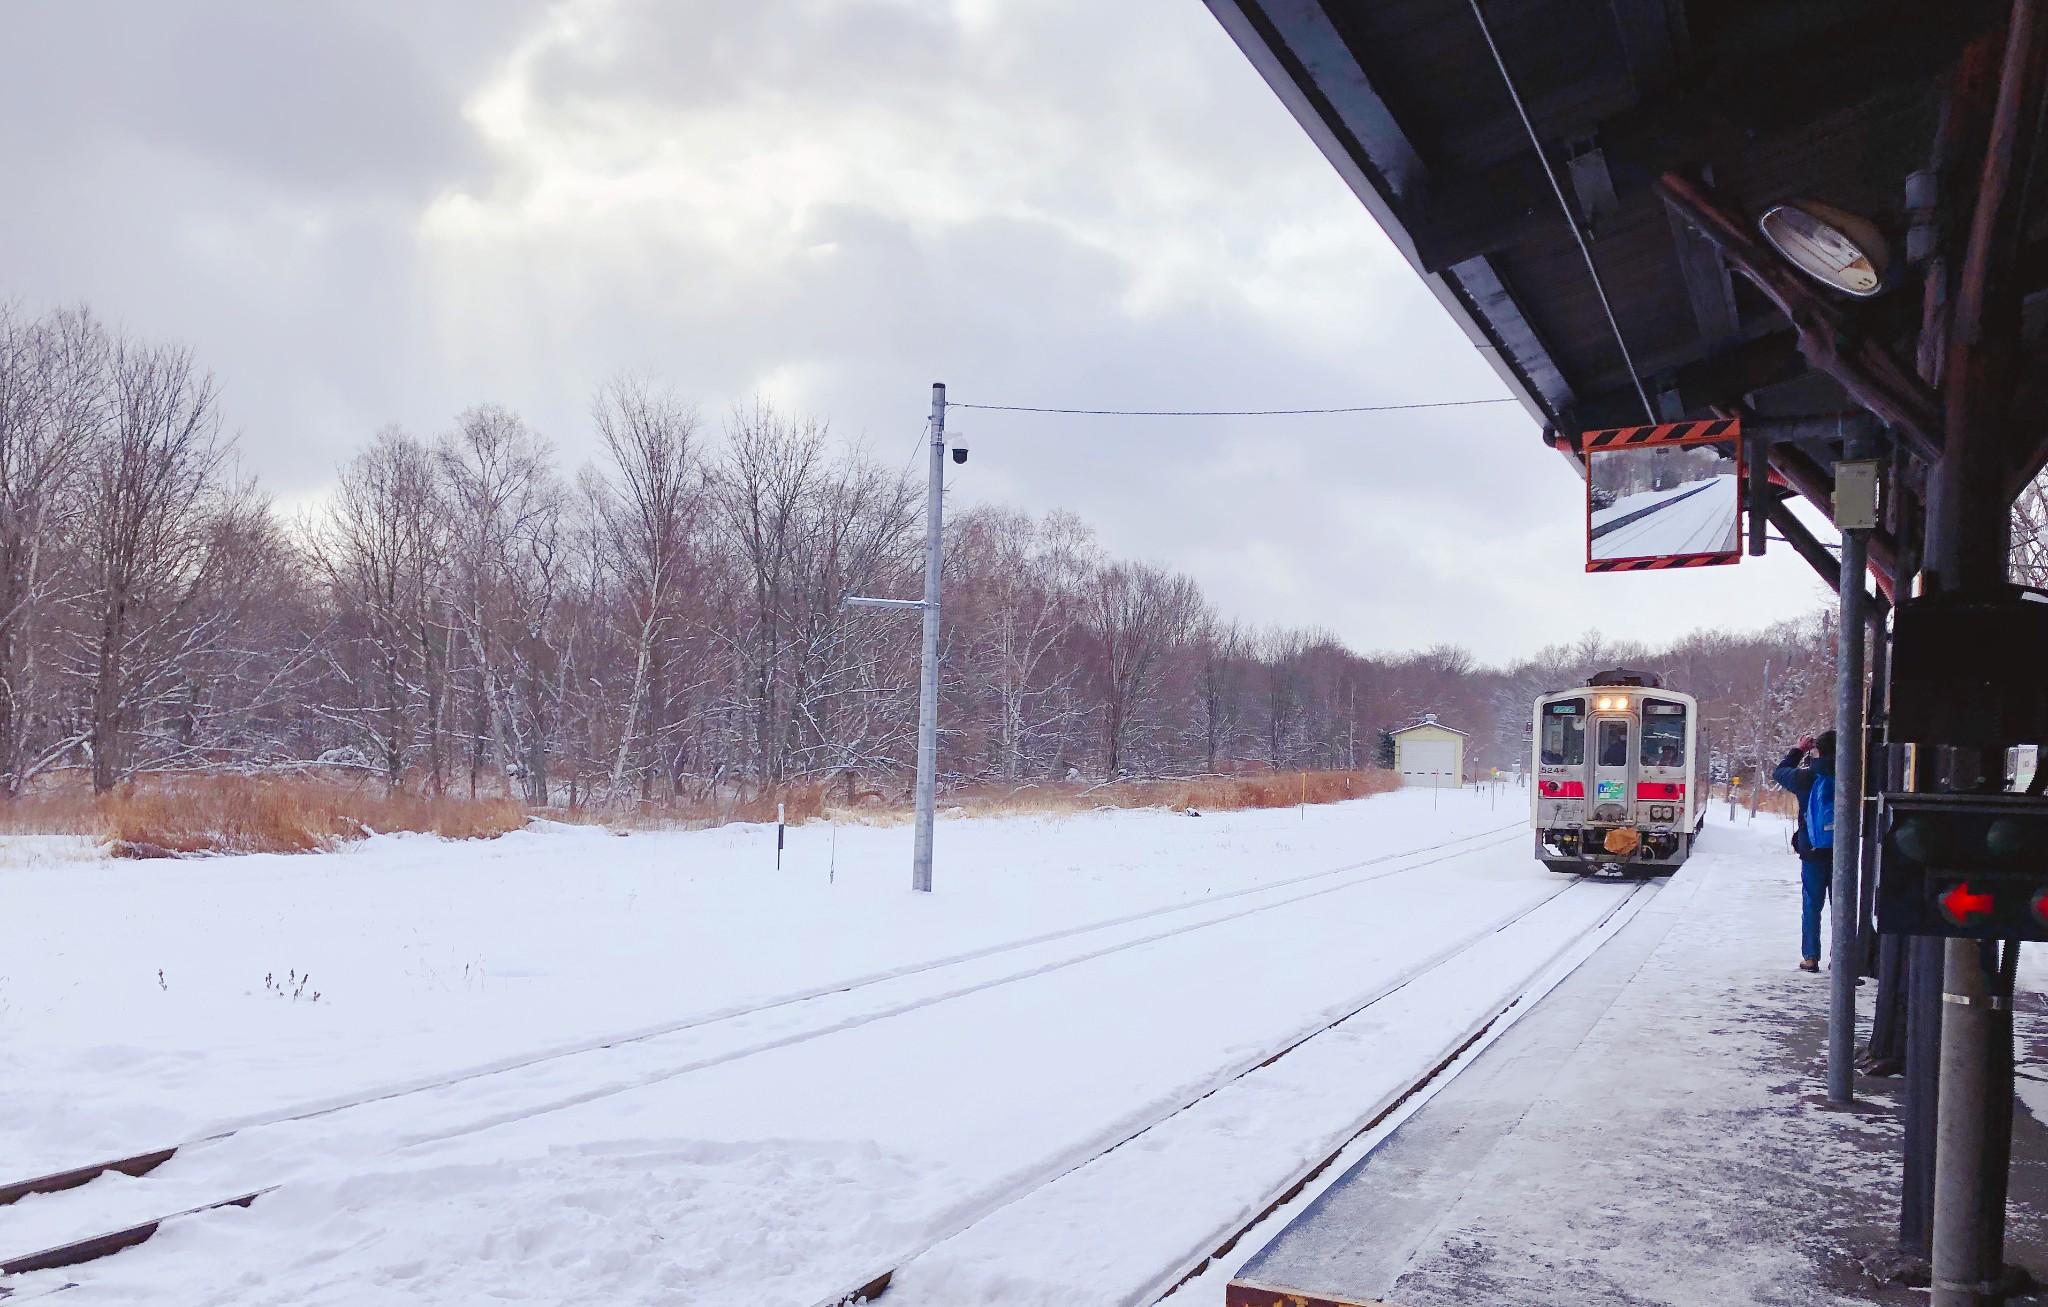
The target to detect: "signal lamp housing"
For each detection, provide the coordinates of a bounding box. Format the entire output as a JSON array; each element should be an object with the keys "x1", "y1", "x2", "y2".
[{"x1": 1877, "y1": 793, "x2": 2048, "y2": 939}]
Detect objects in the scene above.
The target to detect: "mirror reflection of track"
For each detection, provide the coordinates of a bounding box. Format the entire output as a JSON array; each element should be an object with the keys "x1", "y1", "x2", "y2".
[
  {"x1": 1591, "y1": 473, "x2": 1739, "y2": 558},
  {"x1": 0, "y1": 823, "x2": 1530, "y2": 1288}
]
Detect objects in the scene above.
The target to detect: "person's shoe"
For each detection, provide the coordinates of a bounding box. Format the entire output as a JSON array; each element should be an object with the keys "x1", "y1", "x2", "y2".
[{"x1": 1799, "y1": 958, "x2": 1820, "y2": 972}]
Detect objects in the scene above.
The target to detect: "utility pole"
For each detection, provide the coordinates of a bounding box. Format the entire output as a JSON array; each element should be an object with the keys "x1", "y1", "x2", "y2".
[
  {"x1": 841, "y1": 383, "x2": 953, "y2": 893},
  {"x1": 913, "y1": 383, "x2": 945, "y2": 893}
]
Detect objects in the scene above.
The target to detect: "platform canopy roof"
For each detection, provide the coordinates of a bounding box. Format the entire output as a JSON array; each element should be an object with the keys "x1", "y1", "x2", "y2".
[{"x1": 1202, "y1": 0, "x2": 2048, "y2": 580}]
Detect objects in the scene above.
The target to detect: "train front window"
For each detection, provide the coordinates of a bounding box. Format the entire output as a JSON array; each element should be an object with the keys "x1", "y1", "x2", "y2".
[
  {"x1": 1597, "y1": 719, "x2": 1630, "y2": 768},
  {"x1": 1540, "y1": 700, "x2": 1585, "y2": 765},
  {"x1": 1640, "y1": 701, "x2": 1687, "y2": 769}
]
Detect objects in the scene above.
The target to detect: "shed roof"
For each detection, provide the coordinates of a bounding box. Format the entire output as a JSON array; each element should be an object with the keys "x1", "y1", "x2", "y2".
[{"x1": 1391, "y1": 717, "x2": 1469, "y2": 737}]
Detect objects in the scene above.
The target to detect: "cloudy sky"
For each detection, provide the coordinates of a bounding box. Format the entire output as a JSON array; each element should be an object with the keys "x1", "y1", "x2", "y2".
[{"x1": 0, "y1": 0, "x2": 1834, "y2": 663}]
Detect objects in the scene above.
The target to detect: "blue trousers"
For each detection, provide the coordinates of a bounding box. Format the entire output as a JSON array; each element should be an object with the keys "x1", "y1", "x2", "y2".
[{"x1": 1801, "y1": 856, "x2": 1832, "y2": 962}]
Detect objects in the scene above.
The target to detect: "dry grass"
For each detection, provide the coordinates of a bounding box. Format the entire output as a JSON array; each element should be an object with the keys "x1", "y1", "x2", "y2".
[
  {"x1": 0, "y1": 775, "x2": 525, "y2": 857},
  {"x1": 1704, "y1": 784, "x2": 1797, "y2": 819},
  {"x1": 579, "y1": 781, "x2": 835, "y2": 831},
  {"x1": 0, "y1": 766, "x2": 1405, "y2": 856},
  {"x1": 566, "y1": 769, "x2": 1400, "y2": 830}
]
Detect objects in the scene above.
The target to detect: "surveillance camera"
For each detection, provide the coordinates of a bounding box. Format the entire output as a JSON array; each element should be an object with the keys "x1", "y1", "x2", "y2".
[{"x1": 951, "y1": 446, "x2": 968, "y2": 464}]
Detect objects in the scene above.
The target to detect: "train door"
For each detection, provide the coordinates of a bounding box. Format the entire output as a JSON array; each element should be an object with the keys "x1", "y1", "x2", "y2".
[{"x1": 1592, "y1": 714, "x2": 1633, "y2": 825}]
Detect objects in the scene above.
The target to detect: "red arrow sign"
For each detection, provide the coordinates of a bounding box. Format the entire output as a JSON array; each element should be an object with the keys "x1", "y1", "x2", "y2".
[{"x1": 1939, "y1": 882, "x2": 1996, "y2": 925}]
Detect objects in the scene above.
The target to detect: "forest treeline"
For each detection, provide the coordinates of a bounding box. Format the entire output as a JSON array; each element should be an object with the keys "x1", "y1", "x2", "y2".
[{"x1": 0, "y1": 305, "x2": 1844, "y2": 806}]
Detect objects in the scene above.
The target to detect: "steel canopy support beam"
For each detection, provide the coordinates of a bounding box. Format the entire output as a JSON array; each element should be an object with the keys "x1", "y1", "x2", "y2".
[
  {"x1": 1669, "y1": 204, "x2": 1744, "y2": 355},
  {"x1": 1769, "y1": 444, "x2": 1902, "y2": 598},
  {"x1": 1656, "y1": 173, "x2": 1946, "y2": 466},
  {"x1": 1765, "y1": 496, "x2": 1843, "y2": 591}
]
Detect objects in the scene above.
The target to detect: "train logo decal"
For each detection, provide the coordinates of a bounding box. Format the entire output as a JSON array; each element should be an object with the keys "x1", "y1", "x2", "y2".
[{"x1": 1596, "y1": 780, "x2": 1625, "y2": 803}]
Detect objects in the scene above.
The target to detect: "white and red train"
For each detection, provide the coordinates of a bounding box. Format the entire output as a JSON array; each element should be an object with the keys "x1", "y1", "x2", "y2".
[{"x1": 1530, "y1": 669, "x2": 1704, "y2": 876}]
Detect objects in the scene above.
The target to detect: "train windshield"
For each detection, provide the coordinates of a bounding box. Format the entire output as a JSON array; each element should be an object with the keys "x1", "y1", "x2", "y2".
[
  {"x1": 1640, "y1": 700, "x2": 1687, "y2": 768},
  {"x1": 1540, "y1": 699, "x2": 1585, "y2": 765},
  {"x1": 1597, "y1": 719, "x2": 1630, "y2": 767}
]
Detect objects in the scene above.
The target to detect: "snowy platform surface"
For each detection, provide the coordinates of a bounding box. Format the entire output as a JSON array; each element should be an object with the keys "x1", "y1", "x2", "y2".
[
  {"x1": 1223, "y1": 815, "x2": 2048, "y2": 1307},
  {"x1": 0, "y1": 786, "x2": 1647, "y2": 1305}
]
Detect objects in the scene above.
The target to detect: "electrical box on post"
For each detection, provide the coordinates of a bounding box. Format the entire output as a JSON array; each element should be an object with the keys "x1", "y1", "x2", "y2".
[
  {"x1": 1876, "y1": 792, "x2": 2048, "y2": 940},
  {"x1": 1833, "y1": 459, "x2": 1881, "y2": 530}
]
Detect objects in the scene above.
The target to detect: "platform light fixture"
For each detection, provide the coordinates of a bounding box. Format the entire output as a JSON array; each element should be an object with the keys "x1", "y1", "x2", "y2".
[{"x1": 1758, "y1": 200, "x2": 1890, "y2": 297}]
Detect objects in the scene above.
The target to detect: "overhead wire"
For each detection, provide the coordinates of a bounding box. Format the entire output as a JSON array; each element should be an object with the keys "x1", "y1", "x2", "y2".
[
  {"x1": 897, "y1": 419, "x2": 932, "y2": 483},
  {"x1": 1464, "y1": 0, "x2": 1657, "y2": 425},
  {"x1": 946, "y1": 397, "x2": 1517, "y2": 417}
]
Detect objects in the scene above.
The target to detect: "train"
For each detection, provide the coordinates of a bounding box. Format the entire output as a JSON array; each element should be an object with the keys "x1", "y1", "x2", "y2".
[{"x1": 1531, "y1": 669, "x2": 1704, "y2": 876}]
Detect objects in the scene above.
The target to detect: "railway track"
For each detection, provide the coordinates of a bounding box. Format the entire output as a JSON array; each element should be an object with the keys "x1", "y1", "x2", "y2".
[
  {"x1": 0, "y1": 820, "x2": 1527, "y2": 1289},
  {"x1": 811, "y1": 875, "x2": 1653, "y2": 1307}
]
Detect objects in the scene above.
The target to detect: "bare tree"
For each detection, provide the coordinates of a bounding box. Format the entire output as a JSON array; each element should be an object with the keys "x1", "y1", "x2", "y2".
[
  {"x1": 73, "y1": 338, "x2": 229, "y2": 792},
  {"x1": 1190, "y1": 618, "x2": 1251, "y2": 772},
  {"x1": 2014, "y1": 468, "x2": 2048, "y2": 586},
  {"x1": 718, "y1": 403, "x2": 919, "y2": 789},
  {"x1": 1085, "y1": 562, "x2": 1206, "y2": 777},
  {"x1": 0, "y1": 307, "x2": 105, "y2": 791},
  {"x1": 593, "y1": 376, "x2": 706, "y2": 795},
  {"x1": 0, "y1": 306, "x2": 1861, "y2": 809},
  {"x1": 439, "y1": 404, "x2": 560, "y2": 800},
  {"x1": 312, "y1": 427, "x2": 449, "y2": 788},
  {"x1": 948, "y1": 506, "x2": 1094, "y2": 779}
]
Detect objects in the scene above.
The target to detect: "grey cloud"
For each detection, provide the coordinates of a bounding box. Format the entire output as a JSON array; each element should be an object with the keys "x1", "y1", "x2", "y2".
[
  {"x1": 0, "y1": 0, "x2": 1832, "y2": 662},
  {"x1": 0, "y1": 1, "x2": 539, "y2": 199}
]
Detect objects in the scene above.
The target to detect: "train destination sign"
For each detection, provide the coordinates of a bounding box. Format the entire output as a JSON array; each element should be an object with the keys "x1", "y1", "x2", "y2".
[
  {"x1": 1580, "y1": 418, "x2": 1743, "y2": 574},
  {"x1": 1875, "y1": 792, "x2": 2048, "y2": 941}
]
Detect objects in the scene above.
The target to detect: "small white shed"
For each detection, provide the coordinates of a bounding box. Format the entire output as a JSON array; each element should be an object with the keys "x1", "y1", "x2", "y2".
[{"x1": 1391, "y1": 715, "x2": 1467, "y2": 788}]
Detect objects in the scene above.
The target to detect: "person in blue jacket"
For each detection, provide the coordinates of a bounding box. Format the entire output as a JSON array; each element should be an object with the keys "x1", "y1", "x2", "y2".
[{"x1": 1774, "y1": 731, "x2": 1836, "y2": 973}]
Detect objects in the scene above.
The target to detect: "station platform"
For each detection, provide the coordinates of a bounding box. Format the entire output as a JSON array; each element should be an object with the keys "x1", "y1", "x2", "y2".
[{"x1": 1224, "y1": 822, "x2": 2048, "y2": 1307}]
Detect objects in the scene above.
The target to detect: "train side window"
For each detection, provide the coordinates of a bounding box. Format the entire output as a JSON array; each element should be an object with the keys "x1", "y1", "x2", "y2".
[
  {"x1": 1640, "y1": 701, "x2": 1687, "y2": 769},
  {"x1": 1540, "y1": 700, "x2": 1585, "y2": 765},
  {"x1": 1598, "y1": 718, "x2": 1629, "y2": 767}
]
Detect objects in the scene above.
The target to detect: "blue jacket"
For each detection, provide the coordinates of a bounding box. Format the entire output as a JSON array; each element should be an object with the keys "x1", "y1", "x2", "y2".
[{"x1": 1773, "y1": 747, "x2": 1834, "y2": 861}]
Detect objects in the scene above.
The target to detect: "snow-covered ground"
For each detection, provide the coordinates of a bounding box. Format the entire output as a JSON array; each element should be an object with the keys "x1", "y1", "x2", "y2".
[
  {"x1": 1591, "y1": 473, "x2": 1739, "y2": 560},
  {"x1": 2, "y1": 788, "x2": 1634, "y2": 1305},
  {"x1": 1589, "y1": 479, "x2": 1703, "y2": 530}
]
